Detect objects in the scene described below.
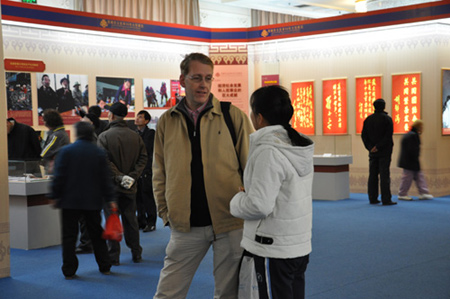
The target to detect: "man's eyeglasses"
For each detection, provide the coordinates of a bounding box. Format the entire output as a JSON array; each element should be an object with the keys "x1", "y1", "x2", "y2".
[{"x1": 186, "y1": 75, "x2": 214, "y2": 83}]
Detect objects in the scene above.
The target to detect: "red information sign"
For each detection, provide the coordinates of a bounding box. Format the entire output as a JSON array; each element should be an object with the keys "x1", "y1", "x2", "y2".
[
  {"x1": 322, "y1": 79, "x2": 347, "y2": 135},
  {"x1": 262, "y1": 74, "x2": 279, "y2": 87},
  {"x1": 392, "y1": 73, "x2": 421, "y2": 134},
  {"x1": 291, "y1": 81, "x2": 314, "y2": 135},
  {"x1": 355, "y1": 76, "x2": 382, "y2": 134},
  {"x1": 4, "y1": 59, "x2": 45, "y2": 72}
]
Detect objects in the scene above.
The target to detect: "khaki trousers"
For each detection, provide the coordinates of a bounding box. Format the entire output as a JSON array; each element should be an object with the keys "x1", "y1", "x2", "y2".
[{"x1": 154, "y1": 226, "x2": 243, "y2": 299}]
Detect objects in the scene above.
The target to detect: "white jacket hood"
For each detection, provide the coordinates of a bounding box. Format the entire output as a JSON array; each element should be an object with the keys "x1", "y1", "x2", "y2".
[{"x1": 249, "y1": 125, "x2": 314, "y2": 178}]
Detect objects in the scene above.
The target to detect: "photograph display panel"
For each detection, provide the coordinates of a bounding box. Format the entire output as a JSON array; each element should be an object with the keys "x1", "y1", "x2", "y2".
[
  {"x1": 322, "y1": 78, "x2": 347, "y2": 135},
  {"x1": 392, "y1": 73, "x2": 421, "y2": 134},
  {"x1": 36, "y1": 73, "x2": 88, "y2": 125},
  {"x1": 96, "y1": 76, "x2": 135, "y2": 117},
  {"x1": 143, "y1": 78, "x2": 172, "y2": 108},
  {"x1": 355, "y1": 76, "x2": 382, "y2": 134},
  {"x1": 442, "y1": 69, "x2": 450, "y2": 135},
  {"x1": 291, "y1": 81, "x2": 315, "y2": 135},
  {"x1": 6, "y1": 72, "x2": 33, "y2": 126}
]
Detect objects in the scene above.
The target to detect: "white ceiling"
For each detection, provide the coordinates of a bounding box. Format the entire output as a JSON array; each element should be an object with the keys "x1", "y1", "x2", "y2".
[{"x1": 199, "y1": 0, "x2": 441, "y2": 19}]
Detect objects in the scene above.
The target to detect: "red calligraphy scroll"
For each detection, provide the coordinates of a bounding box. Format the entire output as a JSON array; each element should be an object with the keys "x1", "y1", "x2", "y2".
[
  {"x1": 322, "y1": 78, "x2": 347, "y2": 135},
  {"x1": 392, "y1": 73, "x2": 421, "y2": 134},
  {"x1": 291, "y1": 81, "x2": 315, "y2": 135},
  {"x1": 355, "y1": 76, "x2": 382, "y2": 134}
]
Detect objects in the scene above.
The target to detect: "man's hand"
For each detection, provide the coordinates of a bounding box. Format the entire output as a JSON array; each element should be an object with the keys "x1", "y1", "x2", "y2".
[
  {"x1": 120, "y1": 175, "x2": 135, "y2": 189},
  {"x1": 370, "y1": 146, "x2": 378, "y2": 153}
]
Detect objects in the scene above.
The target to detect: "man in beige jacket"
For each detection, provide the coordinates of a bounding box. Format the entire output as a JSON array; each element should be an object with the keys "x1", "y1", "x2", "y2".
[{"x1": 153, "y1": 53, "x2": 253, "y2": 299}]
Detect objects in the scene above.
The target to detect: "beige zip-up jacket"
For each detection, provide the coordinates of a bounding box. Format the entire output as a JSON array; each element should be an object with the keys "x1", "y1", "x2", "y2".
[{"x1": 153, "y1": 96, "x2": 253, "y2": 234}]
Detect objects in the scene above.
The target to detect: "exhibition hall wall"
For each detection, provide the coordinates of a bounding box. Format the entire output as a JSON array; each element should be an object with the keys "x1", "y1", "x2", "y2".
[{"x1": 248, "y1": 21, "x2": 450, "y2": 196}]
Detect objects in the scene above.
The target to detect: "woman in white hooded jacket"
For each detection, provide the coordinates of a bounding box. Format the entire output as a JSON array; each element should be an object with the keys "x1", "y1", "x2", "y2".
[{"x1": 230, "y1": 85, "x2": 314, "y2": 299}]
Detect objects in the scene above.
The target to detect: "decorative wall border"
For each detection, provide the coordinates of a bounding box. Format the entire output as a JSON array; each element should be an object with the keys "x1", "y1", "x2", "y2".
[{"x1": 1, "y1": 0, "x2": 450, "y2": 43}]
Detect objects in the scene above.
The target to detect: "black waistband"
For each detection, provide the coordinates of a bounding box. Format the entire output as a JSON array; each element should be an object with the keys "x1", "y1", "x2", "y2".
[{"x1": 255, "y1": 235, "x2": 273, "y2": 245}]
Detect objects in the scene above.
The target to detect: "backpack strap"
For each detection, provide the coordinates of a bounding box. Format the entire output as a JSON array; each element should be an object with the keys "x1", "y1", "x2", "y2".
[{"x1": 220, "y1": 101, "x2": 242, "y2": 176}]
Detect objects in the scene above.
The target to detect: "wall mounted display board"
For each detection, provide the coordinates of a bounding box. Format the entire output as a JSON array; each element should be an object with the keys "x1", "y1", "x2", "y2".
[
  {"x1": 36, "y1": 73, "x2": 88, "y2": 125},
  {"x1": 209, "y1": 44, "x2": 249, "y2": 115},
  {"x1": 322, "y1": 78, "x2": 347, "y2": 135},
  {"x1": 6, "y1": 72, "x2": 32, "y2": 126},
  {"x1": 291, "y1": 80, "x2": 315, "y2": 136},
  {"x1": 143, "y1": 78, "x2": 172, "y2": 108},
  {"x1": 392, "y1": 73, "x2": 421, "y2": 134},
  {"x1": 441, "y1": 69, "x2": 450, "y2": 135},
  {"x1": 96, "y1": 76, "x2": 135, "y2": 118},
  {"x1": 355, "y1": 76, "x2": 382, "y2": 134}
]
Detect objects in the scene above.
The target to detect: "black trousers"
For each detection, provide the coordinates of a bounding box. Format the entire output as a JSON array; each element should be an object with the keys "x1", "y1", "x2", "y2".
[
  {"x1": 104, "y1": 192, "x2": 142, "y2": 262},
  {"x1": 368, "y1": 155, "x2": 392, "y2": 203},
  {"x1": 61, "y1": 209, "x2": 111, "y2": 277},
  {"x1": 136, "y1": 173, "x2": 156, "y2": 228},
  {"x1": 77, "y1": 215, "x2": 92, "y2": 249},
  {"x1": 246, "y1": 250, "x2": 309, "y2": 299}
]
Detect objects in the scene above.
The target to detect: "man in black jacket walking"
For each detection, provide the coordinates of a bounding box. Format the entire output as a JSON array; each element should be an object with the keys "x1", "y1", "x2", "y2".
[{"x1": 361, "y1": 98, "x2": 396, "y2": 205}]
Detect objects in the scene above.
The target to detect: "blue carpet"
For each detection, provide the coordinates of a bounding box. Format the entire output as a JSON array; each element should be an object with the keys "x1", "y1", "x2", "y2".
[{"x1": 1, "y1": 194, "x2": 450, "y2": 298}]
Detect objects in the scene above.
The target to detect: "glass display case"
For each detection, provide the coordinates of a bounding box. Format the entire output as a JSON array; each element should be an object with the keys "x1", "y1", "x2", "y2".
[
  {"x1": 8, "y1": 160, "x2": 43, "y2": 178},
  {"x1": 309, "y1": 135, "x2": 352, "y2": 156}
]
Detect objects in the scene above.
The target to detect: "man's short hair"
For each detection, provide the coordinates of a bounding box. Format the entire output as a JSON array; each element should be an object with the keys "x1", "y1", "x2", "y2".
[
  {"x1": 88, "y1": 106, "x2": 102, "y2": 118},
  {"x1": 74, "y1": 121, "x2": 94, "y2": 142},
  {"x1": 138, "y1": 110, "x2": 151, "y2": 122},
  {"x1": 41, "y1": 74, "x2": 49, "y2": 82},
  {"x1": 43, "y1": 109, "x2": 64, "y2": 128},
  {"x1": 180, "y1": 53, "x2": 214, "y2": 76}
]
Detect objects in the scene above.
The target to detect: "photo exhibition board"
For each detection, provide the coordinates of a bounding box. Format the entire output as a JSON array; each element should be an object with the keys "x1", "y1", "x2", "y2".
[
  {"x1": 36, "y1": 73, "x2": 88, "y2": 125},
  {"x1": 442, "y1": 69, "x2": 450, "y2": 135},
  {"x1": 96, "y1": 76, "x2": 135, "y2": 118},
  {"x1": 6, "y1": 72, "x2": 33, "y2": 126}
]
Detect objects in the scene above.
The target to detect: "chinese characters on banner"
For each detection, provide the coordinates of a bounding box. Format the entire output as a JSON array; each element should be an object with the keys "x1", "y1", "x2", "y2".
[
  {"x1": 355, "y1": 76, "x2": 382, "y2": 134},
  {"x1": 392, "y1": 73, "x2": 421, "y2": 134},
  {"x1": 291, "y1": 81, "x2": 315, "y2": 135},
  {"x1": 209, "y1": 45, "x2": 249, "y2": 115},
  {"x1": 322, "y1": 79, "x2": 347, "y2": 135}
]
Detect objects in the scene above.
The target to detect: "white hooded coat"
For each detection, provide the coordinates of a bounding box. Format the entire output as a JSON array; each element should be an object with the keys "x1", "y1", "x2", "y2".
[{"x1": 230, "y1": 125, "x2": 314, "y2": 259}]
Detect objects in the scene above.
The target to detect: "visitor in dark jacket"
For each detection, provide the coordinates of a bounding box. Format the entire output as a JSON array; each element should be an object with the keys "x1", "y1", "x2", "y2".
[
  {"x1": 397, "y1": 120, "x2": 433, "y2": 200},
  {"x1": 50, "y1": 121, "x2": 117, "y2": 279},
  {"x1": 361, "y1": 98, "x2": 396, "y2": 205}
]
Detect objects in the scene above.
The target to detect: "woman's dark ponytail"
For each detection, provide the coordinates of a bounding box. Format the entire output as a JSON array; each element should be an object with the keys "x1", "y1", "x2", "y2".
[{"x1": 250, "y1": 85, "x2": 312, "y2": 147}]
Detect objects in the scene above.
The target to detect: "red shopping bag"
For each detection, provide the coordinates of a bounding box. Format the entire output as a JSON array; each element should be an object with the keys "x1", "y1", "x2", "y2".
[{"x1": 102, "y1": 208, "x2": 123, "y2": 242}]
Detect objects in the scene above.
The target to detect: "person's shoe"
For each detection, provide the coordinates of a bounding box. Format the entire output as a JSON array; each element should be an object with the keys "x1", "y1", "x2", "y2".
[
  {"x1": 143, "y1": 225, "x2": 156, "y2": 232},
  {"x1": 369, "y1": 200, "x2": 381, "y2": 204},
  {"x1": 382, "y1": 201, "x2": 398, "y2": 206},
  {"x1": 398, "y1": 196, "x2": 413, "y2": 201},
  {"x1": 111, "y1": 260, "x2": 120, "y2": 266},
  {"x1": 64, "y1": 274, "x2": 76, "y2": 280},
  {"x1": 100, "y1": 270, "x2": 111, "y2": 275},
  {"x1": 75, "y1": 247, "x2": 93, "y2": 254},
  {"x1": 419, "y1": 194, "x2": 433, "y2": 200},
  {"x1": 132, "y1": 255, "x2": 142, "y2": 263}
]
